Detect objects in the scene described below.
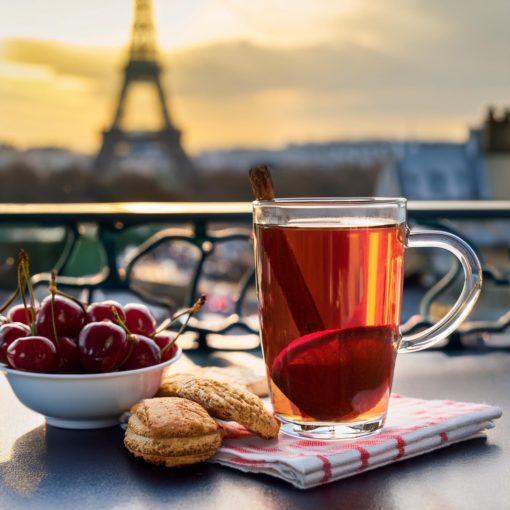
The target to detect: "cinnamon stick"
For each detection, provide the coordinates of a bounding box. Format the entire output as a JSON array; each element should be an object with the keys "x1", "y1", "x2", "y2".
[
  {"x1": 249, "y1": 166, "x2": 324, "y2": 334},
  {"x1": 249, "y1": 165, "x2": 275, "y2": 201}
]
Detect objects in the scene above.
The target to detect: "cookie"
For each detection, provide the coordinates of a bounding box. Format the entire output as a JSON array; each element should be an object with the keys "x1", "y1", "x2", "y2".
[
  {"x1": 158, "y1": 366, "x2": 268, "y2": 397},
  {"x1": 157, "y1": 373, "x2": 196, "y2": 398},
  {"x1": 124, "y1": 397, "x2": 222, "y2": 467},
  {"x1": 176, "y1": 378, "x2": 280, "y2": 439},
  {"x1": 210, "y1": 352, "x2": 269, "y2": 397}
]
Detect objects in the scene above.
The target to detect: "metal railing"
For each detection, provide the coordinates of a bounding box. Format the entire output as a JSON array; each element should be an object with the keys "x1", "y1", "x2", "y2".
[{"x1": 0, "y1": 201, "x2": 509, "y2": 351}]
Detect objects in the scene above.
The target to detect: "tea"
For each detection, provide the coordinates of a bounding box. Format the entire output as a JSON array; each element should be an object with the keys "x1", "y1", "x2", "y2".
[{"x1": 254, "y1": 221, "x2": 406, "y2": 423}]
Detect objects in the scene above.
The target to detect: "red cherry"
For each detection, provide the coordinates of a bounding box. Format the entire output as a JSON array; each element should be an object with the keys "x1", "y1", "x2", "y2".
[
  {"x1": 7, "y1": 304, "x2": 37, "y2": 325},
  {"x1": 36, "y1": 295, "x2": 86, "y2": 340},
  {"x1": 78, "y1": 322, "x2": 128, "y2": 372},
  {"x1": 153, "y1": 330, "x2": 177, "y2": 362},
  {"x1": 122, "y1": 334, "x2": 161, "y2": 370},
  {"x1": 7, "y1": 336, "x2": 58, "y2": 373},
  {"x1": 55, "y1": 336, "x2": 79, "y2": 372},
  {"x1": 0, "y1": 322, "x2": 31, "y2": 364},
  {"x1": 86, "y1": 300, "x2": 126, "y2": 324},
  {"x1": 124, "y1": 304, "x2": 157, "y2": 337}
]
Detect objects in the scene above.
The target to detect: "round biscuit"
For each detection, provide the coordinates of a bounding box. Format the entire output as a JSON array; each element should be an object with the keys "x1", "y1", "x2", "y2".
[
  {"x1": 124, "y1": 427, "x2": 221, "y2": 464},
  {"x1": 124, "y1": 397, "x2": 222, "y2": 467},
  {"x1": 129, "y1": 397, "x2": 218, "y2": 438}
]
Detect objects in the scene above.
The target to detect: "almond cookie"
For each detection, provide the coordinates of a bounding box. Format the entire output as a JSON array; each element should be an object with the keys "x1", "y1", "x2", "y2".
[
  {"x1": 124, "y1": 397, "x2": 222, "y2": 467},
  {"x1": 176, "y1": 378, "x2": 280, "y2": 439}
]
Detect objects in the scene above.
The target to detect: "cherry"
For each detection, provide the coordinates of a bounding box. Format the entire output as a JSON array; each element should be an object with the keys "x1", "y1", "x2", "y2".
[
  {"x1": 7, "y1": 336, "x2": 58, "y2": 373},
  {"x1": 86, "y1": 300, "x2": 126, "y2": 324},
  {"x1": 78, "y1": 321, "x2": 128, "y2": 372},
  {"x1": 55, "y1": 336, "x2": 80, "y2": 372},
  {"x1": 36, "y1": 295, "x2": 86, "y2": 340},
  {"x1": 124, "y1": 304, "x2": 157, "y2": 337},
  {"x1": 122, "y1": 335, "x2": 161, "y2": 370},
  {"x1": 153, "y1": 330, "x2": 178, "y2": 362},
  {"x1": 7, "y1": 303, "x2": 37, "y2": 325},
  {"x1": 0, "y1": 322, "x2": 31, "y2": 364}
]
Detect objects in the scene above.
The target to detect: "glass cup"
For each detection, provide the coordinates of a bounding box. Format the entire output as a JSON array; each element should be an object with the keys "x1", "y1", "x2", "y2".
[{"x1": 253, "y1": 198, "x2": 482, "y2": 439}]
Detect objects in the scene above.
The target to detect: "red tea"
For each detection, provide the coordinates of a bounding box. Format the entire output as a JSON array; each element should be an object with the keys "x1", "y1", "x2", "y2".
[{"x1": 254, "y1": 222, "x2": 406, "y2": 423}]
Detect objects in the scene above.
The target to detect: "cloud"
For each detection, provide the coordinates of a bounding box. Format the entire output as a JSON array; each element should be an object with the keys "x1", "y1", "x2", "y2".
[
  {"x1": 2, "y1": 0, "x2": 510, "y2": 150},
  {"x1": 3, "y1": 38, "x2": 118, "y2": 81},
  {"x1": 3, "y1": 37, "x2": 387, "y2": 96},
  {"x1": 4, "y1": 0, "x2": 510, "y2": 102}
]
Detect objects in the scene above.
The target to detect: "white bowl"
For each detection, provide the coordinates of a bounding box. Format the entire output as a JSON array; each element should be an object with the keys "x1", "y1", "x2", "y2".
[{"x1": 0, "y1": 347, "x2": 181, "y2": 429}]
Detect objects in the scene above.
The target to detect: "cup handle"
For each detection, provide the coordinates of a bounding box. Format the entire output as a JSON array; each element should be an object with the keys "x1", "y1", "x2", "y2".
[{"x1": 399, "y1": 230, "x2": 482, "y2": 353}]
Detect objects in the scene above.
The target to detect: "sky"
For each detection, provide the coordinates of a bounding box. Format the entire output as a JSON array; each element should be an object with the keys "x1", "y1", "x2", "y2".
[{"x1": 1, "y1": 0, "x2": 510, "y2": 154}]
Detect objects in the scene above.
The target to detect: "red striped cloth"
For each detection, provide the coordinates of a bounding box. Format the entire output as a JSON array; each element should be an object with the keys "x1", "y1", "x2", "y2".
[{"x1": 209, "y1": 395, "x2": 502, "y2": 489}]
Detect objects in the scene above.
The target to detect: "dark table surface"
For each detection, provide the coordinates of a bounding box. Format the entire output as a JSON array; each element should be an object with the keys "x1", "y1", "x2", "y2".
[{"x1": 0, "y1": 350, "x2": 508, "y2": 510}]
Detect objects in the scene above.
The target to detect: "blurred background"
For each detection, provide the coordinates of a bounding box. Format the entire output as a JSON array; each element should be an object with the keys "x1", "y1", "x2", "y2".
[
  {"x1": 2, "y1": 0, "x2": 510, "y2": 202},
  {"x1": 2, "y1": 0, "x2": 510, "y2": 348}
]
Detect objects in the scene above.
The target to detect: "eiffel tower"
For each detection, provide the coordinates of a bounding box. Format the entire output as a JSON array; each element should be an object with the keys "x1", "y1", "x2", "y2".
[{"x1": 95, "y1": 0, "x2": 195, "y2": 186}]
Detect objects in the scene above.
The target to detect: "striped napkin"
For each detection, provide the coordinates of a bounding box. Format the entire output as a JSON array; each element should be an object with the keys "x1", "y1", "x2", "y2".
[{"x1": 209, "y1": 394, "x2": 502, "y2": 489}]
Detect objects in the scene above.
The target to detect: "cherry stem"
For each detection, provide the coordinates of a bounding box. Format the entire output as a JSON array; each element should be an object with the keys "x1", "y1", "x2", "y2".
[
  {"x1": 17, "y1": 256, "x2": 29, "y2": 327},
  {"x1": 18, "y1": 251, "x2": 36, "y2": 335},
  {"x1": 21, "y1": 252, "x2": 37, "y2": 319},
  {"x1": 112, "y1": 307, "x2": 137, "y2": 369},
  {"x1": 155, "y1": 294, "x2": 207, "y2": 335},
  {"x1": 49, "y1": 271, "x2": 60, "y2": 352},
  {"x1": 0, "y1": 287, "x2": 19, "y2": 314},
  {"x1": 111, "y1": 306, "x2": 132, "y2": 335},
  {"x1": 160, "y1": 295, "x2": 206, "y2": 355},
  {"x1": 116, "y1": 336, "x2": 137, "y2": 370},
  {"x1": 55, "y1": 289, "x2": 87, "y2": 313}
]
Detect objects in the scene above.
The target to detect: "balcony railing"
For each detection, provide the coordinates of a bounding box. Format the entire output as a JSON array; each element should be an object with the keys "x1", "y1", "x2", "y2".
[{"x1": 0, "y1": 201, "x2": 509, "y2": 351}]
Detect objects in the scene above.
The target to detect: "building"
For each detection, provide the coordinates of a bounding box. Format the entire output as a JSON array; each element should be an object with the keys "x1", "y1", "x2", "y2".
[
  {"x1": 376, "y1": 140, "x2": 487, "y2": 200},
  {"x1": 479, "y1": 106, "x2": 510, "y2": 200}
]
